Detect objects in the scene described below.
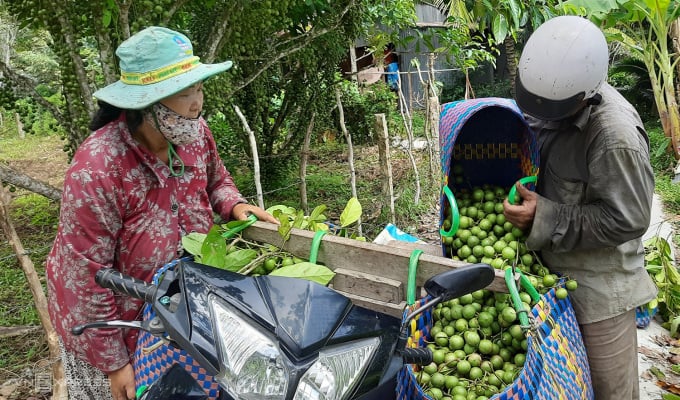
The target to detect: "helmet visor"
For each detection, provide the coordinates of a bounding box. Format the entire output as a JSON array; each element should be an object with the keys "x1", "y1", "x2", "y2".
[{"x1": 515, "y1": 74, "x2": 587, "y2": 121}]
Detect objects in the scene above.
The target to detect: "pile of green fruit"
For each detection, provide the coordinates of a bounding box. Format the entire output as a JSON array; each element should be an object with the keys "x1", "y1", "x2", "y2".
[
  {"x1": 417, "y1": 184, "x2": 579, "y2": 399},
  {"x1": 418, "y1": 289, "x2": 530, "y2": 400},
  {"x1": 441, "y1": 184, "x2": 576, "y2": 299}
]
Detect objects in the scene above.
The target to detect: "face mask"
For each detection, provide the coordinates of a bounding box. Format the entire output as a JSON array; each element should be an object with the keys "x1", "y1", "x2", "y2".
[{"x1": 146, "y1": 102, "x2": 202, "y2": 145}]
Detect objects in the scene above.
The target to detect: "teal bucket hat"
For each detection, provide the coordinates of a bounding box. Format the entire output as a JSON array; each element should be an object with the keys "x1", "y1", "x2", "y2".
[{"x1": 93, "y1": 26, "x2": 232, "y2": 110}]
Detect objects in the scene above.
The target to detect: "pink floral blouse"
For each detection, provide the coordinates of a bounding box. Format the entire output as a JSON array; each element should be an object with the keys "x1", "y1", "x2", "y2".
[{"x1": 46, "y1": 114, "x2": 246, "y2": 373}]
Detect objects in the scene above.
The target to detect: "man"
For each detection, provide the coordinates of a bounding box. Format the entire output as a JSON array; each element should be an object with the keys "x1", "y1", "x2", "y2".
[{"x1": 503, "y1": 15, "x2": 656, "y2": 399}]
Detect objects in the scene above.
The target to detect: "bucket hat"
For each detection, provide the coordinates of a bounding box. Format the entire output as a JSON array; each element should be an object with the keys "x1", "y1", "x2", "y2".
[{"x1": 93, "y1": 26, "x2": 232, "y2": 110}]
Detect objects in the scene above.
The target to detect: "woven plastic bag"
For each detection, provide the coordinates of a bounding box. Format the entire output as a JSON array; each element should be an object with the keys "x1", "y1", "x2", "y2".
[
  {"x1": 396, "y1": 282, "x2": 594, "y2": 399},
  {"x1": 133, "y1": 261, "x2": 220, "y2": 400},
  {"x1": 635, "y1": 305, "x2": 658, "y2": 328}
]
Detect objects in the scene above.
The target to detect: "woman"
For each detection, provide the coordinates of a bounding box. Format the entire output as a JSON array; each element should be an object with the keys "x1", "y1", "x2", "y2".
[{"x1": 46, "y1": 26, "x2": 277, "y2": 400}]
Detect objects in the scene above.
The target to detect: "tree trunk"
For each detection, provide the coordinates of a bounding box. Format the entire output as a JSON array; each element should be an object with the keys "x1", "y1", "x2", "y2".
[
  {"x1": 53, "y1": 0, "x2": 95, "y2": 117},
  {"x1": 233, "y1": 105, "x2": 265, "y2": 209},
  {"x1": 396, "y1": 82, "x2": 421, "y2": 205},
  {"x1": 0, "y1": 163, "x2": 62, "y2": 201},
  {"x1": 0, "y1": 188, "x2": 66, "y2": 399},
  {"x1": 335, "y1": 88, "x2": 362, "y2": 236},
  {"x1": 672, "y1": 20, "x2": 680, "y2": 100},
  {"x1": 299, "y1": 114, "x2": 315, "y2": 215},
  {"x1": 426, "y1": 53, "x2": 440, "y2": 183},
  {"x1": 375, "y1": 113, "x2": 395, "y2": 224},
  {"x1": 505, "y1": 36, "x2": 517, "y2": 97}
]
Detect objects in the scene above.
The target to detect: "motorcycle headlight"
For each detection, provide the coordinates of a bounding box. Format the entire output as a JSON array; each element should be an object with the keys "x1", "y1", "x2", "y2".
[
  {"x1": 210, "y1": 295, "x2": 288, "y2": 399},
  {"x1": 293, "y1": 337, "x2": 380, "y2": 400}
]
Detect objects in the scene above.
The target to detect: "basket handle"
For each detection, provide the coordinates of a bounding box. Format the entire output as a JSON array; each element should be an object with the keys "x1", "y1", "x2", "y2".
[
  {"x1": 508, "y1": 176, "x2": 538, "y2": 205},
  {"x1": 407, "y1": 249, "x2": 424, "y2": 306},
  {"x1": 504, "y1": 268, "x2": 540, "y2": 329},
  {"x1": 439, "y1": 185, "x2": 460, "y2": 237},
  {"x1": 309, "y1": 230, "x2": 327, "y2": 264},
  {"x1": 221, "y1": 214, "x2": 258, "y2": 239}
]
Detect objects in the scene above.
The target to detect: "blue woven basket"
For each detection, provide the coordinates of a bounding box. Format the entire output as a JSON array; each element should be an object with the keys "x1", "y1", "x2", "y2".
[
  {"x1": 133, "y1": 261, "x2": 220, "y2": 399},
  {"x1": 395, "y1": 289, "x2": 594, "y2": 400}
]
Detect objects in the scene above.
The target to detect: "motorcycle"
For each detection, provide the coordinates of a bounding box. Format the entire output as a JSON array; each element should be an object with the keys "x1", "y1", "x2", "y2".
[{"x1": 72, "y1": 258, "x2": 494, "y2": 399}]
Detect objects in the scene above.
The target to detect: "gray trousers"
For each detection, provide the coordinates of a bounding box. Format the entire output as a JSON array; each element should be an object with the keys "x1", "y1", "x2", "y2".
[{"x1": 580, "y1": 308, "x2": 639, "y2": 400}]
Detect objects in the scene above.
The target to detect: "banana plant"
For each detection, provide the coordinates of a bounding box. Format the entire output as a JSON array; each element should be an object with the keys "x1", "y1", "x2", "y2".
[
  {"x1": 561, "y1": 0, "x2": 680, "y2": 167},
  {"x1": 431, "y1": 0, "x2": 557, "y2": 90}
]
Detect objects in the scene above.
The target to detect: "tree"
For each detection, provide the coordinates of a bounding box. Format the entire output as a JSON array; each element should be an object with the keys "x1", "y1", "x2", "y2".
[
  {"x1": 432, "y1": 0, "x2": 558, "y2": 87},
  {"x1": 0, "y1": 0, "x2": 366, "y2": 168},
  {"x1": 562, "y1": 0, "x2": 680, "y2": 165}
]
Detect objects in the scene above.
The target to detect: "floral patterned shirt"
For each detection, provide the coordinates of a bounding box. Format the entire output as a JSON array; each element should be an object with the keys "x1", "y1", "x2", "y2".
[{"x1": 46, "y1": 114, "x2": 246, "y2": 373}]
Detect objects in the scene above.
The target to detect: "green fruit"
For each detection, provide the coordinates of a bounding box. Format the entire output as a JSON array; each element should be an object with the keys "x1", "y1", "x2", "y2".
[
  {"x1": 565, "y1": 279, "x2": 578, "y2": 291},
  {"x1": 264, "y1": 257, "x2": 278, "y2": 272},
  {"x1": 556, "y1": 287, "x2": 569, "y2": 300},
  {"x1": 281, "y1": 257, "x2": 295, "y2": 266}
]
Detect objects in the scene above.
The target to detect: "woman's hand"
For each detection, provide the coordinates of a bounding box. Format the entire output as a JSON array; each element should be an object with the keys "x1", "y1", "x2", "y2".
[
  {"x1": 108, "y1": 363, "x2": 136, "y2": 400},
  {"x1": 232, "y1": 203, "x2": 279, "y2": 224},
  {"x1": 503, "y1": 182, "x2": 538, "y2": 231}
]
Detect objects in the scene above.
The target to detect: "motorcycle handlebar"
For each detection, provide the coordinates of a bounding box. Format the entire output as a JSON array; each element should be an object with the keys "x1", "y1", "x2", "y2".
[
  {"x1": 401, "y1": 347, "x2": 433, "y2": 365},
  {"x1": 95, "y1": 268, "x2": 156, "y2": 304}
]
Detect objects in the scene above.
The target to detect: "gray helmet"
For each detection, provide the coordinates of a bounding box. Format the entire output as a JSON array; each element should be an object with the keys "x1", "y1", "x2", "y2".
[{"x1": 515, "y1": 16, "x2": 609, "y2": 121}]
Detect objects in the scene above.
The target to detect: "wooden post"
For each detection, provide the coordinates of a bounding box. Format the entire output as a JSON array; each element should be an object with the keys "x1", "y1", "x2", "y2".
[
  {"x1": 349, "y1": 45, "x2": 358, "y2": 83},
  {"x1": 427, "y1": 53, "x2": 440, "y2": 184},
  {"x1": 0, "y1": 187, "x2": 66, "y2": 399},
  {"x1": 374, "y1": 113, "x2": 395, "y2": 224},
  {"x1": 299, "y1": 113, "x2": 315, "y2": 214},
  {"x1": 15, "y1": 112, "x2": 24, "y2": 139},
  {"x1": 233, "y1": 105, "x2": 265, "y2": 209}
]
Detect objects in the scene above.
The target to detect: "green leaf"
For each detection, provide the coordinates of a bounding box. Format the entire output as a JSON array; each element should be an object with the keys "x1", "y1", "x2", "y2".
[
  {"x1": 670, "y1": 316, "x2": 680, "y2": 338},
  {"x1": 222, "y1": 249, "x2": 258, "y2": 272},
  {"x1": 102, "y1": 10, "x2": 112, "y2": 27},
  {"x1": 662, "y1": 393, "x2": 680, "y2": 400},
  {"x1": 268, "y1": 262, "x2": 336, "y2": 285},
  {"x1": 278, "y1": 216, "x2": 292, "y2": 241},
  {"x1": 340, "y1": 197, "x2": 362, "y2": 227},
  {"x1": 201, "y1": 226, "x2": 228, "y2": 268},
  {"x1": 182, "y1": 232, "x2": 207, "y2": 256},
  {"x1": 309, "y1": 204, "x2": 327, "y2": 222}
]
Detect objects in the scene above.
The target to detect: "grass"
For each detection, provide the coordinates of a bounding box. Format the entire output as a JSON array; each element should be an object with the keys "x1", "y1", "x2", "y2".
[{"x1": 0, "y1": 130, "x2": 62, "y2": 383}]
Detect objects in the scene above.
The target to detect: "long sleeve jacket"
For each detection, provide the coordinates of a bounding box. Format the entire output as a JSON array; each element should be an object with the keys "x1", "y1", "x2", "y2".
[
  {"x1": 46, "y1": 114, "x2": 246, "y2": 372},
  {"x1": 525, "y1": 83, "x2": 657, "y2": 324}
]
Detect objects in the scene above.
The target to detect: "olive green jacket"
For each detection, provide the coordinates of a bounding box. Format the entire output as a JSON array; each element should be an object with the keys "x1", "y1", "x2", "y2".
[{"x1": 525, "y1": 83, "x2": 657, "y2": 324}]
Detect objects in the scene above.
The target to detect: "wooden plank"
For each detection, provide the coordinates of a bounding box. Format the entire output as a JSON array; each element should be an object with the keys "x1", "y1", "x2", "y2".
[
  {"x1": 242, "y1": 221, "x2": 509, "y2": 293},
  {"x1": 333, "y1": 289, "x2": 406, "y2": 318},
  {"x1": 332, "y1": 268, "x2": 403, "y2": 303}
]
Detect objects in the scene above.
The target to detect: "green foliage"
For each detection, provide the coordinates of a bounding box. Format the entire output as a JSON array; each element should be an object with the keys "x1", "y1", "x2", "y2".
[
  {"x1": 649, "y1": 126, "x2": 675, "y2": 176},
  {"x1": 655, "y1": 176, "x2": 680, "y2": 216},
  {"x1": 609, "y1": 57, "x2": 656, "y2": 120},
  {"x1": 336, "y1": 80, "x2": 398, "y2": 145},
  {"x1": 644, "y1": 235, "x2": 680, "y2": 337},
  {"x1": 181, "y1": 198, "x2": 364, "y2": 283}
]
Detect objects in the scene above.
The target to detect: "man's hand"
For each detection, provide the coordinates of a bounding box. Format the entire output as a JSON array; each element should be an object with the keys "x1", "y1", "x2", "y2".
[
  {"x1": 232, "y1": 203, "x2": 279, "y2": 224},
  {"x1": 108, "y1": 363, "x2": 136, "y2": 400},
  {"x1": 503, "y1": 182, "x2": 538, "y2": 231}
]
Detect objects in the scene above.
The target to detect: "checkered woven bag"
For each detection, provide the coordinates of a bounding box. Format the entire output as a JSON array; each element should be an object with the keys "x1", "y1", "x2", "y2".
[
  {"x1": 133, "y1": 261, "x2": 220, "y2": 399},
  {"x1": 395, "y1": 287, "x2": 594, "y2": 399}
]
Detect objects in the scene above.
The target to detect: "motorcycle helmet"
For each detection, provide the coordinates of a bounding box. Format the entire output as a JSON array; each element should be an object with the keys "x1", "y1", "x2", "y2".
[{"x1": 515, "y1": 16, "x2": 609, "y2": 121}]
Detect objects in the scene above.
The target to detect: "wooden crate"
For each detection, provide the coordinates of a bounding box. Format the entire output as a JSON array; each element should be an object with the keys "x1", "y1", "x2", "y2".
[{"x1": 242, "y1": 221, "x2": 509, "y2": 318}]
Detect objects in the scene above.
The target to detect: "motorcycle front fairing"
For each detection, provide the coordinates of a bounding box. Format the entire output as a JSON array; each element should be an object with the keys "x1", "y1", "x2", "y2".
[{"x1": 152, "y1": 259, "x2": 402, "y2": 399}]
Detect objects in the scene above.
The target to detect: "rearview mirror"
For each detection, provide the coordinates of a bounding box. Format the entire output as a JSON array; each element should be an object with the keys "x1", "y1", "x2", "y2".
[{"x1": 424, "y1": 263, "x2": 495, "y2": 302}]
